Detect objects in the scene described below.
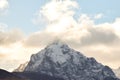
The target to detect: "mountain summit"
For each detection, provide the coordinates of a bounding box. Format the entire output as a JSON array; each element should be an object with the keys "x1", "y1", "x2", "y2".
[{"x1": 24, "y1": 42, "x2": 119, "y2": 80}]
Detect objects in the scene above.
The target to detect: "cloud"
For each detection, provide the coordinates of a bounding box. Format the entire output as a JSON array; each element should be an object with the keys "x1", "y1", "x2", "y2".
[
  {"x1": 0, "y1": 29, "x2": 24, "y2": 45},
  {"x1": 0, "y1": 0, "x2": 9, "y2": 15},
  {"x1": 23, "y1": 32, "x2": 57, "y2": 47},
  {"x1": 27, "y1": 0, "x2": 120, "y2": 48},
  {"x1": 0, "y1": 0, "x2": 8, "y2": 10},
  {"x1": 33, "y1": 0, "x2": 78, "y2": 25},
  {"x1": 94, "y1": 13, "x2": 104, "y2": 19},
  {"x1": 80, "y1": 26, "x2": 119, "y2": 46},
  {"x1": 111, "y1": 18, "x2": 120, "y2": 33},
  {"x1": 26, "y1": 13, "x2": 120, "y2": 48},
  {"x1": 27, "y1": 0, "x2": 80, "y2": 47},
  {"x1": 41, "y1": 0, "x2": 78, "y2": 22},
  {"x1": 0, "y1": 53, "x2": 6, "y2": 58}
]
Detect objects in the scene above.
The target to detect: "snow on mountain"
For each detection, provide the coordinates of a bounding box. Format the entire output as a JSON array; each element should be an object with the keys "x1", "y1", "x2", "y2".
[
  {"x1": 24, "y1": 42, "x2": 119, "y2": 80},
  {"x1": 14, "y1": 62, "x2": 28, "y2": 72},
  {"x1": 113, "y1": 67, "x2": 120, "y2": 79}
]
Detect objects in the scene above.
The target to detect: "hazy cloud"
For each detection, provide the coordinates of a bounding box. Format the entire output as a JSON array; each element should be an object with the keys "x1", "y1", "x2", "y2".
[
  {"x1": 0, "y1": 53, "x2": 6, "y2": 58},
  {"x1": 80, "y1": 26, "x2": 119, "y2": 46},
  {"x1": 23, "y1": 32, "x2": 57, "y2": 47},
  {"x1": 0, "y1": 29, "x2": 24, "y2": 45},
  {"x1": 94, "y1": 13, "x2": 104, "y2": 19},
  {"x1": 26, "y1": 0, "x2": 120, "y2": 49}
]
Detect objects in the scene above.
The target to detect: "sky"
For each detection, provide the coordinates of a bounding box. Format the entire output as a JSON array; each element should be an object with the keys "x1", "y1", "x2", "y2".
[{"x1": 0, "y1": 0, "x2": 120, "y2": 71}]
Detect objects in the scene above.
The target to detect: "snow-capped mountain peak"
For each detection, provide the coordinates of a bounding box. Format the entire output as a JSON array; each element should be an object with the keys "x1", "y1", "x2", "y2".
[{"x1": 24, "y1": 42, "x2": 119, "y2": 80}]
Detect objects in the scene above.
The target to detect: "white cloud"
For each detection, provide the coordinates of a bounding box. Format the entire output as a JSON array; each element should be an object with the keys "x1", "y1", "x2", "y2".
[
  {"x1": 94, "y1": 13, "x2": 104, "y2": 19},
  {"x1": 0, "y1": 0, "x2": 9, "y2": 15},
  {"x1": 33, "y1": 0, "x2": 78, "y2": 26},
  {"x1": 111, "y1": 18, "x2": 120, "y2": 32},
  {"x1": 41, "y1": 0, "x2": 78, "y2": 22},
  {"x1": 0, "y1": 0, "x2": 8, "y2": 9},
  {"x1": 0, "y1": 28, "x2": 24, "y2": 45},
  {"x1": 23, "y1": 31, "x2": 56, "y2": 47}
]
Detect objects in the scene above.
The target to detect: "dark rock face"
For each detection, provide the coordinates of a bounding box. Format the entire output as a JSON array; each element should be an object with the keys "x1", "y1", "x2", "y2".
[{"x1": 23, "y1": 42, "x2": 119, "y2": 80}]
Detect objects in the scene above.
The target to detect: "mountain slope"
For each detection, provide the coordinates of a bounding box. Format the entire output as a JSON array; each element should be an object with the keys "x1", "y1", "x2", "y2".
[{"x1": 24, "y1": 42, "x2": 119, "y2": 80}]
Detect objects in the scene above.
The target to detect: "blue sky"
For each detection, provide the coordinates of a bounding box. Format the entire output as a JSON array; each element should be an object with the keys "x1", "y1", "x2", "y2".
[
  {"x1": 0, "y1": 0, "x2": 47, "y2": 34},
  {"x1": 0, "y1": 0, "x2": 120, "y2": 34},
  {"x1": 78, "y1": 0, "x2": 120, "y2": 22}
]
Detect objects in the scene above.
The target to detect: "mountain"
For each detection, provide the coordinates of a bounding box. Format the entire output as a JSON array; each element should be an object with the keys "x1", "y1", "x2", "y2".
[
  {"x1": 23, "y1": 42, "x2": 119, "y2": 80},
  {"x1": 14, "y1": 62, "x2": 28, "y2": 72},
  {"x1": 0, "y1": 69, "x2": 27, "y2": 80},
  {"x1": 113, "y1": 67, "x2": 120, "y2": 79}
]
